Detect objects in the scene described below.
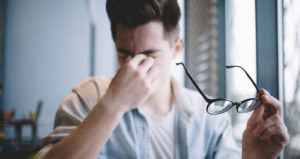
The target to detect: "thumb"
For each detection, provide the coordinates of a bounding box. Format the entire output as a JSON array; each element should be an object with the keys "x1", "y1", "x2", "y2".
[{"x1": 247, "y1": 104, "x2": 265, "y2": 128}]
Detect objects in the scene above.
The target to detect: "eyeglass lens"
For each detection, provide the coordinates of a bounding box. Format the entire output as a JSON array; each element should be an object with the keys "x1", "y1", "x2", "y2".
[
  {"x1": 208, "y1": 98, "x2": 261, "y2": 115},
  {"x1": 207, "y1": 100, "x2": 233, "y2": 115},
  {"x1": 237, "y1": 99, "x2": 261, "y2": 113}
]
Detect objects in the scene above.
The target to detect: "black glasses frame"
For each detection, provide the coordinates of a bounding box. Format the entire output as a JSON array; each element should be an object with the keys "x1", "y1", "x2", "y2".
[{"x1": 176, "y1": 62, "x2": 261, "y2": 115}]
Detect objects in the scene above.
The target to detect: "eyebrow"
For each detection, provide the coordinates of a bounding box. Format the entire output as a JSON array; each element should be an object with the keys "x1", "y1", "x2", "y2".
[
  {"x1": 117, "y1": 48, "x2": 134, "y2": 56},
  {"x1": 117, "y1": 48, "x2": 160, "y2": 56}
]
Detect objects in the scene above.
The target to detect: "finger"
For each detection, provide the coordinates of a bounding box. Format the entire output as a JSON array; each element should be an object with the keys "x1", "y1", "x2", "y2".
[
  {"x1": 260, "y1": 88, "x2": 271, "y2": 96},
  {"x1": 139, "y1": 57, "x2": 154, "y2": 72},
  {"x1": 259, "y1": 124, "x2": 289, "y2": 144},
  {"x1": 256, "y1": 88, "x2": 270, "y2": 98},
  {"x1": 259, "y1": 126, "x2": 273, "y2": 140},
  {"x1": 147, "y1": 65, "x2": 159, "y2": 81},
  {"x1": 247, "y1": 103, "x2": 265, "y2": 127},
  {"x1": 261, "y1": 94, "x2": 282, "y2": 116},
  {"x1": 253, "y1": 114, "x2": 281, "y2": 136},
  {"x1": 261, "y1": 94, "x2": 281, "y2": 108},
  {"x1": 130, "y1": 54, "x2": 147, "y2": 67}
]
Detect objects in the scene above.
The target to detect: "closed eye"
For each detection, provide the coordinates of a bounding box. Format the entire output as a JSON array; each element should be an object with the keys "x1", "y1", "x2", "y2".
[
  {"x1": 117, "y1": 48, "x2": 160, "y2": 58},
  {"x1": 140, "y1": 49, "x2": 160, "y2": 57},
  {"x1": 117, "y1": 48, "x2": 134, "y2": 57}
]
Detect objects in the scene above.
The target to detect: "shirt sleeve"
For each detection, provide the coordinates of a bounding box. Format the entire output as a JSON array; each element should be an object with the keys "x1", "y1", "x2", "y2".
[{"x1": 35, "y1": 78, "x2": 104, "y2": 158}]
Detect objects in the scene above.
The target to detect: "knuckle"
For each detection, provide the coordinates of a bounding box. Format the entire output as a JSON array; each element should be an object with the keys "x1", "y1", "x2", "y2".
[
  {"x1": 264, "y1": 128, "x2": 271, "y2": 134},
  {"x1": 286, "y1": 134, "x2": 290, "y2": 142},
  {"x1": 135, "y1": 69, "x2": 143, "y2": 78},
  {"x1": 274, "y1": 124, "x2": 280, "y2": 129},
  {"x1": 274, "y1": 124, "x2": 282, "y2": 131},
  {"x1": 276, "y1": 101, "x2": 283, "y2": 111},
  {"x1": 272, "y1": 96, "x2": 282, "y2": 107},
  {"x1": 147, "y1": 57, "x2": 154, "y2": 63},
  {"x1": 272, "y1": 114, "x2": 281, "y2": 121},
  {"x1": 285, "y1": 125, "x2": 289, "y2": 132},
  {"x1": 260, "y1": 124, "x2": 267, "y2": 130}
]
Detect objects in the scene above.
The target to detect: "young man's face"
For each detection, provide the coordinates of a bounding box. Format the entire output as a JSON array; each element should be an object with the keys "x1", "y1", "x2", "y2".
[{"x1": 115, "y1": 20, "x2": 182, "y2": 89}]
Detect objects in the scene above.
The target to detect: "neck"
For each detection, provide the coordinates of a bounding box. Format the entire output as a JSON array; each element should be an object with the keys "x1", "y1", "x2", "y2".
[{"x1": 143, "y1": 76, "x2": 173, "y2": 116}]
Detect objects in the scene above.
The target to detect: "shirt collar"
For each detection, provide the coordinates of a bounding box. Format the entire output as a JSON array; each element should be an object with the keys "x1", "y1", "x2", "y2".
[{"x1": 171, "y1": 77, "x2": 194, "y2": 119}]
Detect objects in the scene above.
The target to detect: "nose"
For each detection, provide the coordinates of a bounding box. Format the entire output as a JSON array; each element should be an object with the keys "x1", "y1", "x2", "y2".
[{"x1": 125, "y1": 55, "x2": 133, "y2": 62}]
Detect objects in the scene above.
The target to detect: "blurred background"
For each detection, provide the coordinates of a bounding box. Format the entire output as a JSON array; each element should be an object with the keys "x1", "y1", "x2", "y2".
[{"x1": 0, "y1": 0, "x2": 299, "y2": 158}]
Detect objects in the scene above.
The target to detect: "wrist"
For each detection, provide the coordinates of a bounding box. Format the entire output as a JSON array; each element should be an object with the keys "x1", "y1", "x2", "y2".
[
  {"x1": 242, "y1": 150, "x2": 249, "y2": 159},
  {"x1": 241, "y1": 144, "x2": 251, "y2": 159},
  {"x1": 96, "y1": 94, "x2": 127, "y2": 117}
]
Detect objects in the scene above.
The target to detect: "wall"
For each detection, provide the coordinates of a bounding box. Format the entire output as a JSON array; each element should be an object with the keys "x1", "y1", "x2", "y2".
[
  {"x1": 89, "y1": 0, "x2": 117, "y2": 76},
  {"x1": 0, "y1": 0, "x2": 6, "y2": 109},
  {"x1": 3, "y1": 0, "x2": 91, "y2": 138}
]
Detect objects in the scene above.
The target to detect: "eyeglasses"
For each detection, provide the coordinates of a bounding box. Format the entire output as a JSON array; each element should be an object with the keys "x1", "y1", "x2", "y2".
[{"x1": 176, "y1": 62, "x2": 262, "y2": 115}]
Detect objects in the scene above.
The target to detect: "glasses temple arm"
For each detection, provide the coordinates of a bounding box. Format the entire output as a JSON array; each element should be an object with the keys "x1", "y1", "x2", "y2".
[
  {"x1": 176, "y1": 62, "x2": 211, "y2": 102},
  {"x1": 226, "y1": 65, "x2": 260, "y2": 93}
]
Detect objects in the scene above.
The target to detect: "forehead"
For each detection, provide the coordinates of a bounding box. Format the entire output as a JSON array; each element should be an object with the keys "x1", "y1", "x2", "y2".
[{"x1": 115, "y1": 21, "x2": 168, "y2": 52}]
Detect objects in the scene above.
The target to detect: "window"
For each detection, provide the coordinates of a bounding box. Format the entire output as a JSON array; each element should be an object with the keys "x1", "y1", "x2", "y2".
[
  {"x1": 283, "y1": 0, "x2": 300, "y2": 158},
  {"x1": 225, "y1": 0, "x2": 256, "y2": 145},
  {"x1": 185, "y1": 0, "x2": 297, "y2": 158},
  {"x1": 185, "y1": 0, "x2": 220, "y2": 97}
]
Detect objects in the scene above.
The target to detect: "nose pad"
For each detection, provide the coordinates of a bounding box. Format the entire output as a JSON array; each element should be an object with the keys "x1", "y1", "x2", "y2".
[
  {"x1": 233, "y1": 102, "x2": 242, "y2": 112},
  {"x1": 233, "y1": 102, "x2": 242, "y2": 106}
]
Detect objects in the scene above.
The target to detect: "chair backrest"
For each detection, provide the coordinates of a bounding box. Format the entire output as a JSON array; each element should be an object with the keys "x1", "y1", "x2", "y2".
[{"x1": 35, "y1": 100, "x2": 42, "y2": 122}]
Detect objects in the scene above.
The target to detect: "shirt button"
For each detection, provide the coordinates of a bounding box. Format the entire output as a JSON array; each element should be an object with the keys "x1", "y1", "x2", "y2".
[{"x1": 141, "y1": 127, "x2": 145, "y2": 132}]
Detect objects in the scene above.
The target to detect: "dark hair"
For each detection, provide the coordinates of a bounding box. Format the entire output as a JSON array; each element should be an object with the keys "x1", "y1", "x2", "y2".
[{"x1": 106, "y1": 0, "x2": 181, "y2": 43}]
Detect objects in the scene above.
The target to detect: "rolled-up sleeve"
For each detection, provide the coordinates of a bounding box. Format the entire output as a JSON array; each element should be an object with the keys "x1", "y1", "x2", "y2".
[
  {"x1": 35, "y1": 92, "x2": 88, "y2": 159},
  {"x1": 36, "y1": 78, "x2": 109, "y2": 159}
]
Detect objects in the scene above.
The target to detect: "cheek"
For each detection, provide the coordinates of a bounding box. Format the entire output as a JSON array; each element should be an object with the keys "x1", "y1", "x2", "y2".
[
  {"x1": 153, "y1": 54, "x2": 173, "y2": 74},
  {"x1": 158, "y1": 51, "x2": 173, "y2": 65}
]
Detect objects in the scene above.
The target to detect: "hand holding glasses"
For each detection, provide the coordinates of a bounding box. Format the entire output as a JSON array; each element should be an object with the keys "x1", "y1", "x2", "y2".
[{"x1": 176, "y1": 62, "x2": 262, "y2": 115}]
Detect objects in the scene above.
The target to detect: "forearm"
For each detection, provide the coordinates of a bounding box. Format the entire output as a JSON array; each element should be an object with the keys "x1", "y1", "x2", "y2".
[
  {"x1": 45, "y1": 101, "x2": 124, "y2": 159},
  {"x1": 45, "y1": 55, "x2": 157, "y2": 159}
]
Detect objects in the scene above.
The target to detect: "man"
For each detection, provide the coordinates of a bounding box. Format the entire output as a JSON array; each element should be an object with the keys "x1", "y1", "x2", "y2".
[{"x1": 37, "y1": 0, "x2": 289, "y2": 158}]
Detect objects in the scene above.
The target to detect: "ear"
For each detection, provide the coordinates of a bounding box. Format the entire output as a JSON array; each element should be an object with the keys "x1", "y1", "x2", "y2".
[{"x1": 172, "y1": 37, "x2": 184, "y2": 59}]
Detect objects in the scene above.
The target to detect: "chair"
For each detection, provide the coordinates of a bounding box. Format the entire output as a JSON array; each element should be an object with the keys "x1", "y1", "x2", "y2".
[{"x1": 13, "y1": 100, "x2": 43, "y2": 150}]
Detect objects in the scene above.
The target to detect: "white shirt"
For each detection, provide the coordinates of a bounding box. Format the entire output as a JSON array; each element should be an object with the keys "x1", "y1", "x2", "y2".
[{"x1": 139, "y1": 105, "x2": 175, "y2": 159}]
